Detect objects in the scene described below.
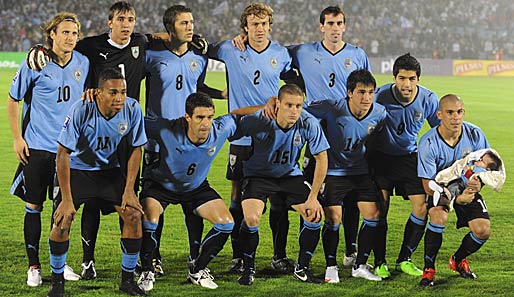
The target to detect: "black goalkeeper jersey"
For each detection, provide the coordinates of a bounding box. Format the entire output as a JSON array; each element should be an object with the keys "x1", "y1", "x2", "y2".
[{"x1": 75, "y1": 32, "x2": 147, "y2": 100}]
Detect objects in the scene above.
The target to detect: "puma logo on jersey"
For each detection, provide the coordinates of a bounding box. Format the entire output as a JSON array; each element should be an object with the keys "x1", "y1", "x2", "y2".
[
  {"x1": 239, "y1": 55, "x2": 247, "y2": 62},
  {"x1": 176, "y1": 148, "x2": 183, "y2": 154},
  {"x1": 314, "y1": 58, "x2": 322, "y2": 64},
  {"x1": 99, "y1": 52, "x2": 109, "y2": 60}
]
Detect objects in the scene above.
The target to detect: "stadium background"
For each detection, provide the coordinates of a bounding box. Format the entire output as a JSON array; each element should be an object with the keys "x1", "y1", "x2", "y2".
[{"x1": 0, "y1": 1, "x2": 513, "y2": 296}]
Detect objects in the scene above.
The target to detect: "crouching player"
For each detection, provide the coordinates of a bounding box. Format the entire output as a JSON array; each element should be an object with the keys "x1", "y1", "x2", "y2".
[
  {"x1": 48, "y1": 68, "x2": 147, "y2": 296},
  {"x1": 138, "y1": 93, "x2": 236, "y2": 290}
]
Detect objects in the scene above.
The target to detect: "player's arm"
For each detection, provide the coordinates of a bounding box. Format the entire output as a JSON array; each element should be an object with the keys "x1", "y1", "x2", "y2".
[
  {"x1": 7, "y1": 95, "x2": 30, "y2": 164},
  {"x1": 230, "y1": 96, "x2": 278, "y2": 118},
  {"x1": 197, "y1": 84, "x2": 227, "y2": 100},
  {"x1": 121, "y1": 146, "x2": 144, "y2": 215},
  {"x1": 305, "y1": 150, "x2": 327, "y2": 223},
  {"x1": 54, "y1": 144, "x2": 76, "y2": 229}
]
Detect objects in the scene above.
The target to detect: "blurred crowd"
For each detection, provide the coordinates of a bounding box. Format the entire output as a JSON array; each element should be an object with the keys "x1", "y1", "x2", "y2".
[{"x1": 1, "y1": 0, "x2": 512, "y2": 59}]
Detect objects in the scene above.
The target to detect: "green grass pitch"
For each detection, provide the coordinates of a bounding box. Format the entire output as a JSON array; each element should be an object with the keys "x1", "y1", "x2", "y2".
[{"x1": 0, "y1": 68, "x2": 512, "y2": 296}]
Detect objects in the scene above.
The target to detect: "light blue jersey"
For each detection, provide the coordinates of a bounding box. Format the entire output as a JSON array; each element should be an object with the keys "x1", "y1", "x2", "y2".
[
  {"x1": 306, "y1": 99, "x2": 386, "y2": 176},
  {"x1": 418, "y1": 122, "x2": 489, "y2": 179},
  {"x1": 374, "y1": 83, "x2": 439, "y2": 155},
  {"x1": 288, "y1": 41, "x2": 370, "y2": 104},
  {"x1": 234, "y1": 110, "x2": 329, "y2": 178},
  {"x1": 144, "y1": 114, "x2": 238, "y2": 192},
  {"x1": 208, "y1": 40, "x2": 292, "y2": 145},
  {"x1": 58, "y1": 98, "x2": 147, "y2": 171},
  {"x1": 9, "y1": 51, "x2": 89, "y2": 153},
  {"x1": 144, "y1": 41, "x2": 208, "y2": 152}
]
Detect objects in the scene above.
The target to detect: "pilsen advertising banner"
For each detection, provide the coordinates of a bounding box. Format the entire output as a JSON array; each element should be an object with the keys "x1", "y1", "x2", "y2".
[{"x1": 453, "y1": 60, "x2": 514, "y2": 76}]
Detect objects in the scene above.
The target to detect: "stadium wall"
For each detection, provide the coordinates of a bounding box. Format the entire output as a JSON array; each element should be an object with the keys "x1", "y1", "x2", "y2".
[{"x1": 2, "y1": 52, "x2": 513, "y2": 77}]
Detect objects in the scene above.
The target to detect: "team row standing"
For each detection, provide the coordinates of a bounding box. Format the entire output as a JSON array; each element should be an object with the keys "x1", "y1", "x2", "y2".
[{"x1": 8, "y1": 1, "x2": 494, "y2": 296}]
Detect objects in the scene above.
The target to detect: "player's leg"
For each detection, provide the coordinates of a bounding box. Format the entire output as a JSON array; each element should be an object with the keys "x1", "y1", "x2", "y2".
[
  {"x1": 342, "y1": 197, "x2": 360, "y2": 267},
  {"x1": 226, "y1": 145, "x2": 249, "y2": 273},
  {"x1": 450, "y1": 195, "x2": 490, "y2": 279},
  {"x1": 372, "y1": 189, "x2": 390, "y2": 277},
  {"x1": 80, "y1": 200, "x2": 101, "y2": 280},
  {"x1": 268, "y1": 194, "x2": 294, "y2": 273},
  {"x1": 137, "y1": 196, "x2": 164, "y2": 291},
  {"x1": 396, "y1": 193, "x2": 426, "y2": 276},
  {"x1": 351, "y1": 201, "x2": 382, "y2": 281},
  {"x1": 322, "y1": 205, "x2": 342, "y2": 283},
  {"x1": 420, "y1": 204, "x2": 448, "y2": 287},
  {"x1": 189, "y1": 196, "x2": 234, "y2": 289}
]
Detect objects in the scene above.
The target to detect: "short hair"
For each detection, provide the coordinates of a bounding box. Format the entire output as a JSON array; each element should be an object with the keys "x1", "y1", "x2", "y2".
[
  {"x1": 320, "y1": 6, "x2": 346, "y2": 24},
  {"x1": 439, "y1": 94, "x2": 463, "y2": 110},
  {"x1": 108, "y1": 1, "x2": 136, "y2": 21},
  {"x1": 185, "y1": 92, "x2": 215, "y2": 116},
  {"x1": 163, "y1": 5, "x2": 192, "y2": 34},
  {"x1": 347, "y1": 69, "x2": 376, "y2": 93},
  {"x1": 240, "y1": 3, "x2": 273, "y2": 33},
  {"x1": 98, "y1": 68, "x2": 125, "y2": 89},
  {"x1": 482, "y1": 151, "x2": 502, "y2": 171},
  {"x1": 44, "y1": 12, "x2": 81, "y2": 48},
  {"x1": 393, "y1": 53, "x2": 421, "y2": 78},
  {"x1": 278, "y1": 84, "x2": 304, "y2": 101}
]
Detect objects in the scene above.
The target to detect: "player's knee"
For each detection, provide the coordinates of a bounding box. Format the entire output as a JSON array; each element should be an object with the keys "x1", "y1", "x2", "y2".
[
  {"x1": 324, "y1": 211, "x2": 341, "y2": 225},
  {"x1": 244, "y1": 214, "x2": 261, "y2": 227},
  {"x1": 25, "y1": 204, "x2": 43, "y2": 214},
  {"x1": 428, "y1": 207, "x2": 448, "y2": 225},
  {"x1": 51, "y1": 226, "x2": 70, "y2": 240},
  {"x1": 472, "y1": 224, "x2": 491, "y2": 240},
  {"x1": 121, "y1": 207, "x2": 142, "y2": 226}
]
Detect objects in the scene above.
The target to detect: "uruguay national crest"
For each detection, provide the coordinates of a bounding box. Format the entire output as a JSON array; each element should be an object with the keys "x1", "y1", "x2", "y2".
[
  {"x1": 229, "y1": 154, "x2": 237, "y2": 166},
  {"x1": 190, "y1": 59, "x2": 199, "y2": 72},
  {"x1": 414, "y1": 110, "x2": 423, "y2": 121},
  {"x1": 207, "y1": 146, "x2": 217, "y2": 156},
  {"x1": 131, "y1": 46, "x2": 140, "y2": 59},
  {"x1": 270, "y1": 57, "x2": 278, "y2": 69},
  {"x1": 74, "y1": 70, "x2": 82, "y2": 82},
  {"x1": 367, "y1": 123, "x2": 377, "y2": 135},
  {"x1": 293, "y1": 133, "x2": 302, "y2": 147},
  {"x1": 118, "y1": 122, "x2": 128, "y2": 135},
  {"x1": 344, "y1": 58, "x2": 353, "y2": 70}
]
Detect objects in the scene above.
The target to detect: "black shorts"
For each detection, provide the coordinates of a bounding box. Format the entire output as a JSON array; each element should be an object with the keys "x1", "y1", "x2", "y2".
[
  {"x1": 140, "y1": 179, "x2": 221, "y2": 215},
  {"x1": 54, "y1": 168, "x2": 126, "y2": 211},
  {"x1": 369, "y1": 150, "x2": 425, "y2": 199},
  {"x1": 11, "y1": 149, "x2": 56, "y2": 205},
  {"x1": 226, "y1": 144, "x2": 252, "y2": 181},
  {"x1": 241, "y1": 176, "x2": 310, "y2": 208},
  {"x1": 453, "y1": 193, "x2": 490, "y2": 229},
  {"x1": 116, "y1": 136, "x2": 141, "y2": 194},
  {"x1": 322, "y1": 175, "x2": 379, "y2": 207}
]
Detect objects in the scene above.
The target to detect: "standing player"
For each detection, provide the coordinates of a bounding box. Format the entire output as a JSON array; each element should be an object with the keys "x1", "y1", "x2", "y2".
[
  {"x1": 418, "y1": 94, "x2": 490, "y2": 286},
  {"x1": 139, "y1": 93, "x2": 236, "y2": 290},
  {"x1": 368, "y1": 53, "x2": 439, "y2": 278},
  {"x1": 208, "y1": 3, "x2": 294, "y2": 273},
  {"x1": 7, "y1": 12, "x2": 88, "y2": 287},
  {"x1": 47, "y1": 68, "x2": 147, "y2": 296},
  {"x1": 306, "y1": 69, "x2": 385, "y2": 282},
  {"x1": 287, "y1": 6, "x2": 371, "y2": 276},
  {"x1": 234, "y1": 84, "x2": 329, "y2": 285},
  {"x1": 142, "y1": 5, "x2": 226, "y2": 276}
]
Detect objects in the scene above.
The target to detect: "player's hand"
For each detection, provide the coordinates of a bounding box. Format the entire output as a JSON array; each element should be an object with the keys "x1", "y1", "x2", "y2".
[
  {"x1": 81, "y1": 88, "x2": 96, "y2": 102},
  {"x1": 53, "y1": 200, "x2": 76, "y2": 230},
  {"x1": 456, "y1": 188, "x2": 475, "y2": 205},
  {"x1": 231, "y1": 34, "x2": 247, "y2": 51},
  {"x1": 26, "y1": 44, "x2": 51, "y2": 71},
  {"x1": 221, "y1": 88, "x2": 228, "y2": 99},
  {"x1": 303, "y1": 195, "x2": 323, "y2": 223},
  {"x1": 151, "y1": 32, "x2": 170, "y2": 41},
  {"x1": 263, "y1": 96, "x2": 278, "y2": 119},
  {"x1": 190, "y1": 34, "x2": 208, "y2": 55},
  {"x1": 121, "y1": 190, "x2": 144, "y2": 215},
  {"x1": 467, "y1": 176, "x2": 482, "y2": 192},
  {"x1": 13, "y1": 137, "x2": 30, "y2": 165}
]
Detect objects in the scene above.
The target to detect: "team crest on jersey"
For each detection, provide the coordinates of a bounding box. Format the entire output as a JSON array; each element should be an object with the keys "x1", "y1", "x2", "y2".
[
  {"x1": 62, "y1": 115, "x2": 71, "y2": 131},
  {"x1": 229, "y1": 154, "x2": 237, "y2": 166},
  {"x1": 207, "y1": 146, "x2": 217, "y2": 156},
  {"x1": 462, "y1": 147, "x2": 472, "y2": 157},
  {"x1": 131, "y1": 46, "x2": 140, "y2": 59},
  {"x1": 344, "y1": 58, "x2": 353, "y2": 70},
  {"x1": 190, "y1": 59, "x2": 199, "y2": 72},
  {"x1": 12, "y1": 71, "x2": 20, "y2": 85},
  {"x1": 293, "y1": 133, "x2": 302, "y2": 147},
  {"x1": 118, "y1": 122, "x2": 128, "y2": 135},
  {"x1": 270, "y1": 57, "x2": 278, "y2": 69},
  {"x1": 414, "y1": 110, "x2": 423, "y2": 121},
  {"x1": 367, "y1": 123, "x2": 377, "y2": 134},
  {"x1": 74, "y1": 70, "x2": 82, "y2": 82}
]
